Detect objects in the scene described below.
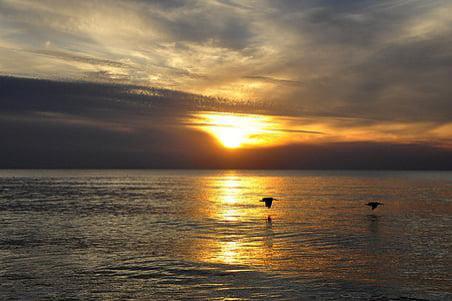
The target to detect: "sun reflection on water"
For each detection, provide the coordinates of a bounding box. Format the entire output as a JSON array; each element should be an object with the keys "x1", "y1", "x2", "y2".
[
  {"x1": 221, "y1": 208, "x2": 239, "y2": 222},
  {"x1": 192, "y1": 172, "x2": 277, "y2": 266},
  {"x1": 220, "y1": 177, "x2": 240, "y2": 204},
  {"x1": 219, "y1": 240, "x2": 241, "y2": 264},
  {"x1": 185, "y1": 172, "x2": 342, "y2": 275}
]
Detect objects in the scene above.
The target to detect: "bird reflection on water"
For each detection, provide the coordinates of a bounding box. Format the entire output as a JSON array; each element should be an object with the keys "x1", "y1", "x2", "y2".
[
  {"x1": 366, "y1": 214, "x2": 381, "y2": 249},
  {"x1": 264, "y1": 216, "x2": 274, "y2": 250}
]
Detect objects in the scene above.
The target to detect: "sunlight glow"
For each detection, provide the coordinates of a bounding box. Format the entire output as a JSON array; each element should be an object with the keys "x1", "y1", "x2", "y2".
[
  {"x1": 214, "y1": 127, "x2": 245, "y2": 148},
  {"x1": 186, "y1": 112, "x2": 452, "y2": 149},
  {"x1": 205, "y1": 114, "x2": 267, "y2": 148},
  {"x1": 190, "y1": 112, "x2": 276, "y2": 148}
]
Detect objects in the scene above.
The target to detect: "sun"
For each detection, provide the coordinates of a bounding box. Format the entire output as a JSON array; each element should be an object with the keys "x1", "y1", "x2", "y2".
[
  {"x1": 209, "y1": 115, "x2": 257, "y2": 148},
  {"x1": 214, "y1": 127, "x2": 245, "y2": 148},
  {"x1": 191, "y1": 112, "x2": 271, "y2": 149}
]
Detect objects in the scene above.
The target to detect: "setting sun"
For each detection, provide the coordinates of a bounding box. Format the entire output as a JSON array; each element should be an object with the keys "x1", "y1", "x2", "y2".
[
  {"x1": 190, "y1": 112, "x2": 273, "y2": 148},
  {"x1": 187, "y1": 111, "x2": 329, "y2": 149},
  {"x1": 213, "y1": 127, "x2": 245, "y2": 148}
]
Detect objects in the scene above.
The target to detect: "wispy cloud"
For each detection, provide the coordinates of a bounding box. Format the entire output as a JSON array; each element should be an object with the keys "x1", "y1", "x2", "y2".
[{"x1": 0, "y1": 0, "x2": 451, "y2": 167}]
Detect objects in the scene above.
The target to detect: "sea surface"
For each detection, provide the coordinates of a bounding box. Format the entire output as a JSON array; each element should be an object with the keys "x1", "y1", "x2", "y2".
[{"x1": 0, "y1": 170, "x2": 451, "y2": 300}]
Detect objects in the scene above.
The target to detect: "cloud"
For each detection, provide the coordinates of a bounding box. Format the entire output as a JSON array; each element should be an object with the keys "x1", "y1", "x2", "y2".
[
  {"x1": 242, "y1": 76, "x2": 302, "y2": 87},
  {"x1": 0, "y1": 0, "x2": 451, "y2": 167},
  {"x1": 30, "y1": 49, "x2": 131, "y2": 69},
  {"x1": 0, "y1": 76, "x2": 451, "y2": 168}
]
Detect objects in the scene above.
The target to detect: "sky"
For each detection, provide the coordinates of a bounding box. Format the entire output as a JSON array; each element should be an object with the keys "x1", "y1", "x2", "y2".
[{"x1": 0, "y1": 0, "x2": 451, "y2": 169}]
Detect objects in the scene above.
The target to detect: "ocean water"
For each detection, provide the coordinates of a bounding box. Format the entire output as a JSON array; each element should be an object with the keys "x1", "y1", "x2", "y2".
[{"x1": 0, "y1": 170, "x2": 451, "y2": 300}]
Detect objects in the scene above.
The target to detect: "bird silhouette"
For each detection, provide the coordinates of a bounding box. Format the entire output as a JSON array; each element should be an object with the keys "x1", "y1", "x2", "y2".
[
  {"x1": 366, "y1": 202, "x2": 384, "y2": 210},
  {"x1": 261, "y1": 197, "x2": 276, "y2": 208}
]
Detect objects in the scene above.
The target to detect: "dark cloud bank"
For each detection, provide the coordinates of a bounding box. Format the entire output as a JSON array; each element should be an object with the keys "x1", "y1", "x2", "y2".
[{"x1": 1, "y1": 76, "x2": 451, "y2": 169}]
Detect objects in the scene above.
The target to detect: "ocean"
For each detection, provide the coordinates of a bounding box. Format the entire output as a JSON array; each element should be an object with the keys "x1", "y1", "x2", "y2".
[{"x1": 0, "y1": 170, "x2": 451, "y2": 300}]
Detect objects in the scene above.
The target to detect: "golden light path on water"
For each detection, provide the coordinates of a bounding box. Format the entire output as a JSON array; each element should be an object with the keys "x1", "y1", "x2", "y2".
[
  {"x1": 198, "y1": 172, "x2": 275, "y2": 266},
  {"x1": 188, "y1": 171, "x2": 338, "y2": 274}
]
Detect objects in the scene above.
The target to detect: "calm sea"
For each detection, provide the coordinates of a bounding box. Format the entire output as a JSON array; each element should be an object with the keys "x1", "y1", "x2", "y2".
[{"x1": 0, "y1": 170, "x2": 451, "y2": 300}]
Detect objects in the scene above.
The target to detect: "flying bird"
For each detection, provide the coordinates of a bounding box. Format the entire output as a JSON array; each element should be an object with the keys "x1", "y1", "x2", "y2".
[
  {"x1": 366, "y1": 202, "x2": 384, "y2": 210},
  {"x1": 261, "y1": 197, "x2": 277, "y2": 208}
]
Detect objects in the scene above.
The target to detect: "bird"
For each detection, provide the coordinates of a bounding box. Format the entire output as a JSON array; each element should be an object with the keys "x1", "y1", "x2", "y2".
[
  {"x1": 366, "y1": 202, "x2": 384, "y2": 210},
  {"x1": 261, "y1": 197, "x2": 277, "y2": 208}
]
